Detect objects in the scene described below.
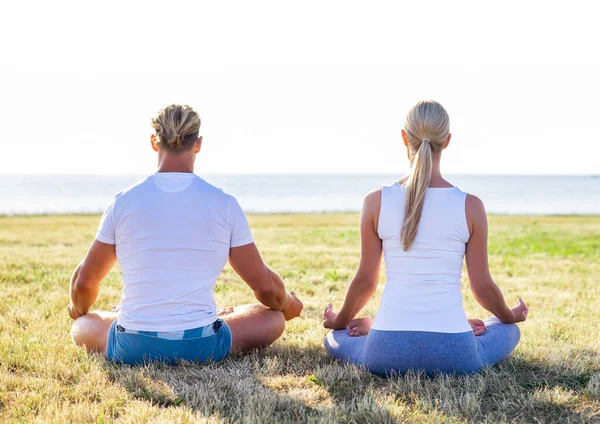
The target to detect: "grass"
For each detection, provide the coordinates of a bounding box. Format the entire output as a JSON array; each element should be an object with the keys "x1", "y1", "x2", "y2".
[{"x1": 1, "y1": 214, "x2": 599, "y2": 423}]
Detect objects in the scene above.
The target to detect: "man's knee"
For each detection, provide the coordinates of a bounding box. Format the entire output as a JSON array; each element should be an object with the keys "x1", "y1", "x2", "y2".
[
  {"x1": 253, "y1": 307, "x2": 285, "y2": 346},
  {"x1": 69, "y1": 312, "x2": 114, "y2": 352},
  {"x1": 70, "y1": 315, "x2": 90, "y2": 346},
  {"x1": 254, "y1": 308, "x2": 285, "y2": 343},
  {"x1": 271, "y1": 309, "x2": 286, "y2": 339}
]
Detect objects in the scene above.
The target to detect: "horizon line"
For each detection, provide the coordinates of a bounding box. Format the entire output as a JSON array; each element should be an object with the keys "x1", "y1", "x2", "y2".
[{"x1": 1, "y1": 172, "x2": 599, "y2": 178}]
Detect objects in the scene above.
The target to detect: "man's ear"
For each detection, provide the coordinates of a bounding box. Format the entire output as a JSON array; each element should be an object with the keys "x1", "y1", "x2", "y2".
[
  {"x1": 150, "y1": 134, "x2": 159, "y2": 152},
  {"x1": 401, "y1": 129, "x2": 409, "y2": 147},
  {"x1": 443, "y1": 133, "x2": 452, "y2": 150},
  {"x1": 193, "y1": 136, "x2": 202, "y2": 154}
]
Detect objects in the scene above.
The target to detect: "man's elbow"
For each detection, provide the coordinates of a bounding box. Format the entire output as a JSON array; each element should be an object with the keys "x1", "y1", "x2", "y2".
[{"x1": 72, "y1": 271, "x2": 98, "y2": 294}]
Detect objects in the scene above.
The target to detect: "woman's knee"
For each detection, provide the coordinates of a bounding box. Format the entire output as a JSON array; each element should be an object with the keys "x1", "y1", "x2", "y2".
[
  {"x1": 323, "y1": 331, "x2": 335, "y2": 355},
  {"x1": 506, "y1": 323, "x2": 521, "y2": 345},
  {"x1": 491, "y1": 320, "x2": 521, "y2": 342},
  {"x1": 324, "y1": 329, "x2": 367, "y2": 364}
]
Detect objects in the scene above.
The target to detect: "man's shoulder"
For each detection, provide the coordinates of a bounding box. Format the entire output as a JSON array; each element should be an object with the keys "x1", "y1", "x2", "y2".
[
  {"x1": 114, "y1": 176, "x2": 154, "y2": 200},
  {"x1": 192, "y1": 176, "x2": 237, "y2": 203}
]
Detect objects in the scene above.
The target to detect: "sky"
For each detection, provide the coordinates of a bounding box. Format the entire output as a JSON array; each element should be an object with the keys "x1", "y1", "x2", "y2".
[{"x1": 0, "y1": 1, "x2": 598, "y2": 175}]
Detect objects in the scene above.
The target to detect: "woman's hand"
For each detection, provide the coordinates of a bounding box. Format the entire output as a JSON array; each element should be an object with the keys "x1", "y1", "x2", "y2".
[
  {"x1": 510, "y1": 298, "x2": 528, "y2": 323},
  {"x1": 468, "y1": 318, "x2": 486, "y2": 336},
  {"x1": 282, "y1": 291, "x2": 303, "y2": 321},
  {"x1": 348, "y1": 317, "x2": 373, "y2": 337},
  {"x1": 323, "y1": 303, "x2": 345, "y2": 329}
]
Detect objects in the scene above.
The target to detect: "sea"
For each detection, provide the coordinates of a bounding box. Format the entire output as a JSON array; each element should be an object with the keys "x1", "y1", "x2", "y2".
[{"x1": 1, "y1": 174, "x2": 599, "y2": 216}]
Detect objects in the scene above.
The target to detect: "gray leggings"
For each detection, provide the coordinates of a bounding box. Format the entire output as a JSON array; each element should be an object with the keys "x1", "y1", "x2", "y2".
[{"x1": 324, "y1": 317, "x2": 520, "y2": 375}]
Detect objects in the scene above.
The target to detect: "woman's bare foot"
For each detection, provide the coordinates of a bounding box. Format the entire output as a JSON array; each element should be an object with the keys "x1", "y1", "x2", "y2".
[
  {"x1": 347, "y1": 317, "x2": 373, "y2": 337},
  {"x1": 217, "y1": 307, "x2": 235, "y2": 317}
]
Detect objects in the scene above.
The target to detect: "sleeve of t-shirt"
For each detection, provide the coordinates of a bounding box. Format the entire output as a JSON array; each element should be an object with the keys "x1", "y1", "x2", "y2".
[
  {"x1": 229, "y1": 197, "x2": 254, "y2": 248},
  {"x1": 95, "y1": 197, "x2": 117, "y2": 245}
]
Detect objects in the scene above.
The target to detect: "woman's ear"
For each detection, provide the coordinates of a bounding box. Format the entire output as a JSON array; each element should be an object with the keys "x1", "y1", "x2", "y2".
[
  {"x1": 150, "y1": 134, "x2": 159, "y2": 152},
  {"x1": 401, "y1": 129, "x2": 409, "y2": 147},
  {"x1": 443, "y1": 133, "x2": 452, "y2": 150},
  {"x1": 193, "y1": 136, "x2": 202, "y2": 154}
]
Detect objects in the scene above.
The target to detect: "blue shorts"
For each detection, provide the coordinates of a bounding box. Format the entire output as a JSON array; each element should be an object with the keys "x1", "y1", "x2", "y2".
[{"x1": 106, "y1": 318, "x2": 232, "y2": 365}]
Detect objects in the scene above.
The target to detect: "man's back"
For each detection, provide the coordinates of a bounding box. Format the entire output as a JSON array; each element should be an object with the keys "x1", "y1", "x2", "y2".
[{"x1": 96, "y1": 172, "x2": 253, "y2": 332}]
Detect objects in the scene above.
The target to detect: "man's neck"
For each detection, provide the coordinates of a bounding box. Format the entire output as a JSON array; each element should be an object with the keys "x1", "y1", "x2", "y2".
[{"x1": 156, "y1": 153, "x2": 195, "y2": 173}]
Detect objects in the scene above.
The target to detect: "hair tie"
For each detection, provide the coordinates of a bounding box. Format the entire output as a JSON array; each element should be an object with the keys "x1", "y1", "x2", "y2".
[{"x1": 422, "y1": 139, "x2": 430, "y2": 144}]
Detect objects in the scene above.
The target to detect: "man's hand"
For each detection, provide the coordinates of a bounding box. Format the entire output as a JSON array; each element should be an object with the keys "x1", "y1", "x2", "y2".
[
  {"x1": 68, "y1": 302, "x2": 84, "y2": 320},
  {"x1": 282, "y1": 291, "x2": 303, "y2": 321}
]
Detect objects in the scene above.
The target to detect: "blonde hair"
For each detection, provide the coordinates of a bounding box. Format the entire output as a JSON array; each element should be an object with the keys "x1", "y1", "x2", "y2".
[
  {"x1": 151, "y1": 104, "x2": 201, "y2": 151},
  {"x1": 400, "y1": 100, "x2": 450, "y2": 251}
]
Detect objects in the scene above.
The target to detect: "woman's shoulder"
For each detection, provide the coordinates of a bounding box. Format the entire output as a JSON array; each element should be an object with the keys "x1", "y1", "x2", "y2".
[
  {"x1": 464, "y1": 193, "x2": 487, "y2": 235},
  {"x1": 363, "y1": 187, "x2": 382, "y2": 208},
  {"x1": 465, "y1": 193, "x2": 486, "y2": 213}
]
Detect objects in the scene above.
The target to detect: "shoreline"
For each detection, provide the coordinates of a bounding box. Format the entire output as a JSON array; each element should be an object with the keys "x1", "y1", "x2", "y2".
[{"x1": 2, "y1": 212, "x2": 600, "y2": 218}]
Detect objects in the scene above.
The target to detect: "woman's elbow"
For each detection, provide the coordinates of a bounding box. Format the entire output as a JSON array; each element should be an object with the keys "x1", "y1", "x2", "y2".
[{"x1": 355, "y1": 276, "x2": 378, "y2": 293}]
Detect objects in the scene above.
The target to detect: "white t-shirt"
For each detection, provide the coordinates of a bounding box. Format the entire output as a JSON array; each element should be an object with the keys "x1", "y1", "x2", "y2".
[{"x1": 95, "y1": 172, "x2": 253, "y2": 331}]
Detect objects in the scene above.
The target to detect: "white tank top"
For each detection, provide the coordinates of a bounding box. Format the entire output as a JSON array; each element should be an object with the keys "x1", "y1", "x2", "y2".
[{"x1": 371, "y1": 183, "x2": 472, "y2": 333}]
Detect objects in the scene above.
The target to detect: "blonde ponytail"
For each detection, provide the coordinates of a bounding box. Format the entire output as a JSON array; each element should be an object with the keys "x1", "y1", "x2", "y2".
[
  {"x1": 401, "y1": 139, "x2": 432, "y2": 250},
  {"x1": 151, "y1": 104, "x2": 201, "y2": 151},
  {"x1": 400, "y1": 101, "x2": 450, "y2": 251}
]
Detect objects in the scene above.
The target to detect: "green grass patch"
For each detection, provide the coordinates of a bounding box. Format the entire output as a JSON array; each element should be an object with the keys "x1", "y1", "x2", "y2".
[{"x1": 0, "y1": 214, "x2": 599, "y2": 422}]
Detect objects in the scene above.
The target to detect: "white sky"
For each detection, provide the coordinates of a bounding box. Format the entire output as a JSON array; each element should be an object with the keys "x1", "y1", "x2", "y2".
[{"x1": 0, "y1": 1, "x2": 598, "y2": 175}]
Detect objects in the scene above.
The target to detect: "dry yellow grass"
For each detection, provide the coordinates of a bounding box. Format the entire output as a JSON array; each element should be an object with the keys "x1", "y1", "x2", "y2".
[{"x1": 1, "y1": 214, "x2": 599, "y2": 423}]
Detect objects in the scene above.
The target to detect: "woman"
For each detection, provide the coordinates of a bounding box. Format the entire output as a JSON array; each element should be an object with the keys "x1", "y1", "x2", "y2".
[
  {"x1": 69, "y1": 104, "x2": 303, "y2": 365},
  {"x1": 323, "y1": 100, "x2": 528, "y2": 375}
]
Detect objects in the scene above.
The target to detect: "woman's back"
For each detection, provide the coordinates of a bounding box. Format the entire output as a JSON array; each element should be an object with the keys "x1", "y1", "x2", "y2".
[{"x1": 372, "y1": 182, "x2": 472, "y2": 333}]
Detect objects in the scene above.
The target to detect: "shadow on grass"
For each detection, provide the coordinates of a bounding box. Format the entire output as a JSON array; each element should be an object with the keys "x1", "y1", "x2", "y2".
[
  {"x1": 102, "y1": 343, "x2": 398, "y2": 423},
  {"x1": 102, "y1": 344, "x2": 599, "y2": 423}
]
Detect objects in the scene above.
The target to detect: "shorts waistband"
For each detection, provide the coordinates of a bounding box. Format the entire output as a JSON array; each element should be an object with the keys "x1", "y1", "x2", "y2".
[{"x1": 115, "y1": 319, "x2": 225, "y2": 340}]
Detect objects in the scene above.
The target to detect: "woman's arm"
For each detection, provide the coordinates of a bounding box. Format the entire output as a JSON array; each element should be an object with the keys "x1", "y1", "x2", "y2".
[
  {"x1": 465, "y1": 195, "x2": 528, "y2": 324},
  {"x1": 323, "y1": 190, "x2": 383, "y2": 329}
]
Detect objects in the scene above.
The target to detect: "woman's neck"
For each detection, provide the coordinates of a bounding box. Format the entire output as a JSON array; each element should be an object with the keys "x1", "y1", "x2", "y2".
[
  {"x1": 428, "y1": 160, "x2": 452, "y2": 187},
  {"x1": 401, "y1": 158, "x2": 452, "y2": 187}
]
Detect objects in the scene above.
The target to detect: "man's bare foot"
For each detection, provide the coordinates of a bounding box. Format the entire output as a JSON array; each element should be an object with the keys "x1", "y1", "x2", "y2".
[
  {"x1": 347, "y1": 317, "x2": 373, "y2": 337},
  {"x1": 217, "y1": 307, "x2": 235, "y2": 317}
]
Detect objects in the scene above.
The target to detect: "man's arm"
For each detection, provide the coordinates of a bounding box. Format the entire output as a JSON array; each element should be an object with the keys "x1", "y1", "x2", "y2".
[
  {"x1": 229, "y1": 243, "x2": 302, "y2": 320},
  {"x1": 69, "y1": 240, "x2": 117, "y2": 319}
]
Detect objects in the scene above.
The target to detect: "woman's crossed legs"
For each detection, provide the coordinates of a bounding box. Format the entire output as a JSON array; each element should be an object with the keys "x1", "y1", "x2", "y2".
[{"x1": 324, "y1": 317, "x2": 521, "y2": 375}]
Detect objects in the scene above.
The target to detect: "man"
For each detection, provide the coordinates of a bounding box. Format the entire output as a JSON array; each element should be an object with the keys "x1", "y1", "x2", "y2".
[{"x1": 69, "y1": 104, "x2": 303, "y2": 364}]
